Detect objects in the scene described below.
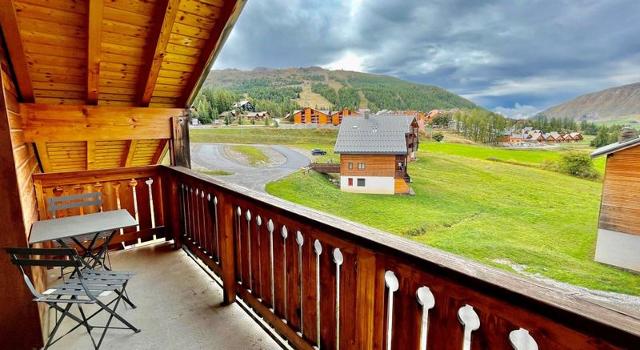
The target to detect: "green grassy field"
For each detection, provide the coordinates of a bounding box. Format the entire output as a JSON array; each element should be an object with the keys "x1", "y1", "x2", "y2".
[
  {"x1": 229, "y1": 145, "x2": 269, "y2": 166},
  {"x1": 191, "y1": 127, "x2": 338, "y2": 145},
  {"x1": 268, "y1": 153, "x2": 639, "y2": 295}
]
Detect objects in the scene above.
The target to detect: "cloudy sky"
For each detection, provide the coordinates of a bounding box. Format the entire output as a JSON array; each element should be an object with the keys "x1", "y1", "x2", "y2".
[{"x1": 214, "y1": 0, "x2": 640, "y2": 117}]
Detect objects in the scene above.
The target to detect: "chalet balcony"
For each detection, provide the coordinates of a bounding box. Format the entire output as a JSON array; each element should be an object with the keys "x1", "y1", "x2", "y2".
[
  {"x1": 22, "y1": 165, "x2": 640, "y2": 349},
  {"x1": 47, "y1": 243, "x2": 281, "y2": 350}
]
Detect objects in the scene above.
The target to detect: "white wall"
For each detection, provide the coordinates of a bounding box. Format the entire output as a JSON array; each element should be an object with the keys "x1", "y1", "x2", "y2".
[
  {"x1": 595, "y1": 229, "x2": 640, "y2": 272},
  {"x1": 340, "y1": 176, "x2": 395, "y2": 195}
]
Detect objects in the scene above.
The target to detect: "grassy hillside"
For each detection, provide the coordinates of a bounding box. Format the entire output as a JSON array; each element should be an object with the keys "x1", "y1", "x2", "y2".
[
  {"x1": 203, "y1": 67, "x2": 479, "y2": 112},
  {"x1": 543, "y1": 82, "x2": 640, "y2": 122},
  {"x1": 267, "y1": 149, "x2": 639, "y2": 295}
]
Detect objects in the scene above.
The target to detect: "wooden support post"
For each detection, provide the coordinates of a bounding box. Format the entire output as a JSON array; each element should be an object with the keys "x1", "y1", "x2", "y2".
[
  {"x1": 170, "y1": 113, "x2": 191, "y2": 168},
  {"x1": 164, "y1": 171, "x2": 182, "y2": 249},
  {"x1": 0, "y1": 44, "x2": 42, "y2": 348},
  {"x1": 217, "y1": 191, "x2": 237, "y2": 305}
]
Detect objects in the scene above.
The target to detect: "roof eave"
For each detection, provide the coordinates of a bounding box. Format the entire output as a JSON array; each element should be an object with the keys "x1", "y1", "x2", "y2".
[{"x1": 591, "y1": 138, "x2": 640, "y2": 158}]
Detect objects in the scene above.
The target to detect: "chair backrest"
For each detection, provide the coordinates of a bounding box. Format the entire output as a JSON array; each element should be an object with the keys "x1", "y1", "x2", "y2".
[
  {"x1": 5, "y1": 247, "x2": 84, "y2": 298},
  {"x1": 47, "y1": 192, "x2": 103, "y2": 219}
]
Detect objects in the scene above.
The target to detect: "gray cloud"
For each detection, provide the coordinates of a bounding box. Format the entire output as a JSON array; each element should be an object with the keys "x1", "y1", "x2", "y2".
[{"x1": 214, "y1": 0, "x2": 640, "y2": 117}]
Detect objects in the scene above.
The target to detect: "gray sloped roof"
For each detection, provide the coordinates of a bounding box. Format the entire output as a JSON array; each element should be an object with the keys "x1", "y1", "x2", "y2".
[
  {"x1": 334, "y1": 115, "x2": 415, "y2": 154},
  {"x1": 591, "y1": 136, "x2": 640, "y2": 158}
]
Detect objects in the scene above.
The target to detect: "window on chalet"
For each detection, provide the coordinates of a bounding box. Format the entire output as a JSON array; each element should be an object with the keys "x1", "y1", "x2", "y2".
[
  {"x1": 348, "y1": 178, "x2": 353, "y2": 186},
  {"x1": 357, "y1": 178, "x2": 366, "y2": 187},
  {"x1": 348, "y1": 162, "x2": 353, "y2": 170},
  {"x1": 358, "y1": 162, "x2": 365, "y2": 170}
]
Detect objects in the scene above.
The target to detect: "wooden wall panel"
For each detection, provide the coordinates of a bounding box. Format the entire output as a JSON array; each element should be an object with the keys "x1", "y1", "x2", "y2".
[
  {"x1": 340, "y1": 154, "x2": 397, "y2": 177},
  {"x1": 599, "y1": 147, "x2": 640, "y2": 235},
  {"x1": 0, "y1": 32, "x2": 43, "y2": 349}
]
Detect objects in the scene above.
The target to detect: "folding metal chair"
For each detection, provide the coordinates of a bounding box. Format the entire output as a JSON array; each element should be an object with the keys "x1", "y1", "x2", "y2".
[
  {"x1": 47, "y1": 192, "x2": 115, "y2": 271},
  {"x1": 6, "y1": 247, "x2": 140, "y2": 350}
]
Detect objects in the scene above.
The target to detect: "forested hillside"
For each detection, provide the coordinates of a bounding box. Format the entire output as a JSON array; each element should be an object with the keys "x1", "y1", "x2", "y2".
[{"x1": 201, "y1": 67, "x2": 478, "y2": 115}]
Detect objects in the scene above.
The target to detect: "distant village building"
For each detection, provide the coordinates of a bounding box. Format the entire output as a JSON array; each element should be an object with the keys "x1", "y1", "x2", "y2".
[
  {"x1": 233, "y1": 100, "x2": 255, "y2": 112},
  {"x1": 245, "y1": 111, "x2": 270, "y2": 121},
  {"x1": 292, "y1": 107, "x2": 351, "y2": 126},
  {"x1": 499, "y1": 128, "x2": 582, "y2": 145},
  {"x1": 590, "y1": 129, "x2": 640, "y2": 272},
  {"x1": 334, "y1": 114, "x2": 419, "y2": 195}
]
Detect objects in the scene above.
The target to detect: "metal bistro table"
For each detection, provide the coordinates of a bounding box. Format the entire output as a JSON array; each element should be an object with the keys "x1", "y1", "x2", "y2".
[{"x1": 29, "y1": 209, "x2": 138, "y2": 270}]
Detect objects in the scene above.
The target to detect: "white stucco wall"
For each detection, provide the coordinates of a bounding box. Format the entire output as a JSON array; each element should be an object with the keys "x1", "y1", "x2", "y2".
[
  {"x1": 340, "y1": 176, "x2": 395, "y2": 195},
  {"x1": 595, "y1": 229, "x2": 640, "y2": 272}
]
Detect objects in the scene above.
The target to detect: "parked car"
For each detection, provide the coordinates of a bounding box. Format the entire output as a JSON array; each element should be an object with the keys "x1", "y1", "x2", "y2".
[{"x1": 311, "y1": 149, "x2": 327, "y2": 156}]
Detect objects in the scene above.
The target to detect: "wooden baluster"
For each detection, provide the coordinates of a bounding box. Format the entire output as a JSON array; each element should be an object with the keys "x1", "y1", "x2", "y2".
[
  {"x1": 296, "y1": 230, "x2": 304, "y2": 336},
  {"x1": 314, "y1": 239, "x2": 323, "y2": 349},
  {"x1": 256, "y1": 215, "x2": 263, "y2": 300},
  {"x1": 206, "y1": 193, "x2": 212, "y2": 257},
  {"x1": 416, "y1": 286, "x2": 435, "y2": 350},
  {"x1": 129, "y1": 179, "x2": 140, "y2": 239},
  {"x1": 114, "y1": 183, "x2": 124, "y2": 246},
  {"x1": 333, "y1": 248, "x2": 344, "y2": 350},
  {"x1": 268, "y1": 219, "x2": 275, "y2": 312},
  {"x1": 281, "y1": 225, "x2": 289, "y2": 322},
  {"x1": 145, "y1": 178, "x2": 156, "y2": 231},
  {"x1": 236, "y1": 206, "x2": 242, "y2": 285},
  {"x1": 457, "y1": 305, "x2": 480, "y2": 350},
  {"x1": 195, "y1": 189, "x2": 201, "y2": 247},
  {"x1": 509, "y1": 328, "x2": 538, "y2": 350},
  {"x1": 213, "y1": 195, "x2": 219, "y2": 263},
  {"x1": 217, "y1": 192, "x2": 236, "y2": 305},
  {"x1": 384, "y1": 271, "x2": 399, "y2": 350},
  {"x1": 180, "y1": 184, "x2": 186, "y2": 238},
  {"x1": 200, "y1": 189, "x2": 206, "y2": 251},
  {"x1": 245, "y1": 209, "x2": 253, "y2": 292}
]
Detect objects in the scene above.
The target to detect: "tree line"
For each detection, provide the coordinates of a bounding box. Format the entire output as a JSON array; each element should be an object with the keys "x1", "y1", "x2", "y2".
[
  {"x1": 451, "y1": 109, "x2": 510, "y2": 144},
  {"x1": 191, "y1": 86, "x2": 300, "y2": 123}
]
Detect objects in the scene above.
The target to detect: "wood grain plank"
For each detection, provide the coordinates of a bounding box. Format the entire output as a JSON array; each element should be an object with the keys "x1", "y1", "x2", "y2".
[
  {"x1": 0, "y1": 0, "x2": 34, "y2": 101},
  {"x1": 87, "y1": 0, "x2": 104, "y2": 104},
  {"x1": 138, "y1": 0, "x2": 180, "y2": 106}
]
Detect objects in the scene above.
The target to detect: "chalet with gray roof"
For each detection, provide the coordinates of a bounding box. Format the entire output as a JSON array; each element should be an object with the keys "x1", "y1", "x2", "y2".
[{"x1": 334, "y1": 114, "x2": 419, "y2": 194}]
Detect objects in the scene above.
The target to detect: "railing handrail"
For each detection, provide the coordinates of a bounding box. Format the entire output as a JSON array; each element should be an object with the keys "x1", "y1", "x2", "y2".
[{"x1": 164, "y1": 165, "x2": 640, "y2": 340}]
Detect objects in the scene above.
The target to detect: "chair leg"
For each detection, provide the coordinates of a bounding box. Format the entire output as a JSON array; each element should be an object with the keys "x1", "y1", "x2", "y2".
[
  {"x1": 43, "y1": 302, "x2": 73, "y2": 350},
  {"x1": 77, "y1": 304, "x2": 99, "y2": 350}
]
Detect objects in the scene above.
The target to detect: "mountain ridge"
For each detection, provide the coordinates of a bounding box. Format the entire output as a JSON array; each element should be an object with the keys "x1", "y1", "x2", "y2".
[
  {"x1": 542, "y1": 82, "x2": 640, "y2": 122},
  {"x1": 203, "y1": 66, "x2": 480, "y2": 112}
]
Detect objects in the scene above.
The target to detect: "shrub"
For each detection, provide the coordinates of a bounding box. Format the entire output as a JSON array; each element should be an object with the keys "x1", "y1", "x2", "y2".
[
  {"x1": 433, "y1": 132, "x2": 444, "y2": 142},
  {"x1": 559, "y1": 151, "x2": 599, "y2": 180}
]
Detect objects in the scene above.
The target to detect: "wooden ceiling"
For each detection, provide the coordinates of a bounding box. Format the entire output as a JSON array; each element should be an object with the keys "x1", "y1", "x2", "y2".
[
  {"x1": 0, "y1": 0, "x2": 243, "y2": 107},
  {"x1": 0, "y1": 0, "x2": 244, "y2": 173}
]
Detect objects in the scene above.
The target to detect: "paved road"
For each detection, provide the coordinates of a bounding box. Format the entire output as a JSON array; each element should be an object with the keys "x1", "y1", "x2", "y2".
[{"x1": 191, "y1": 143, "x2": 310, "y2": 192}]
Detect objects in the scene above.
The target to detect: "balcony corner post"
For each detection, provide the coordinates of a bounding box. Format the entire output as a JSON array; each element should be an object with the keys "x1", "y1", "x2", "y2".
[
  {"x1": 217, "y1": 191, "x2": 237, "y2": 305},
  {"x1": 165, "y1": 172, "x2": 183, "y2": 249}
]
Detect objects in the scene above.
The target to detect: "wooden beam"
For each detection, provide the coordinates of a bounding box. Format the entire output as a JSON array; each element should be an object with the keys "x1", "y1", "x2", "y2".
[
  {"x1": 170, "y1": 115, "x2": 190, "y2": 168},
  {"x1": 0, "y1": 34, "x2": 42, "y2": 347},
  {"x1": 123, "y1": 140, "x2": 138, "y2": 167},
  {"x1": 34, "y1": 141, "x2": 51, "y2": 172},
  {"x1": 179, "y1": 0, "x2": 246, "y2": 107},
  {"x1": 152, "y1": 138, "x2": 169, "y2": 164},
  {"x1": 138, "y1": 0, "x2": 180, "y2": 106},
  {"x1": 87, "y1": 0, "x2": 104, "y2": 104},
  {"x1": 20, "y1": 104, "x2": 183, "y2": 142},
  {"x1": 0, "y1": 0, "x2": 34, "y2": 102}
]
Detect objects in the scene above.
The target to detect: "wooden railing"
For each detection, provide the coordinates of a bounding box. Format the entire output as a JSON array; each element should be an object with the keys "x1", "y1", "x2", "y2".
[
  {"x1": 164, "y1": 166, "x2": 640, "y2": 350},
  {"x1": 33, "y1": 166, "x2": 166, "y2": 248}
]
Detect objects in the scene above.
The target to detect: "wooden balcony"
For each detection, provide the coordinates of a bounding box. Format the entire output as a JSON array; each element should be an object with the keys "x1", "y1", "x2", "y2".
[
  {"x1": 30, "y1": 165, "x2": 640, "y2": 349},
  {"x1": 47, "y1": 243, "x2": 281, "y2": 350}
]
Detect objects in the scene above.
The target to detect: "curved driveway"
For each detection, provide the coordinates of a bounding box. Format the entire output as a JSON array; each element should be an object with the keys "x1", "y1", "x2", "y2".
[{"x1": 191, "y1": 143, "x2": 310, "y2": 192}]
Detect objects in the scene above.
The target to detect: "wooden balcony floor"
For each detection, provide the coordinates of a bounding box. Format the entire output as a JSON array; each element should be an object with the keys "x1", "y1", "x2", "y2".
[{"x1": 47, "y1": 242, "x2": 281, "y2": 350}]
